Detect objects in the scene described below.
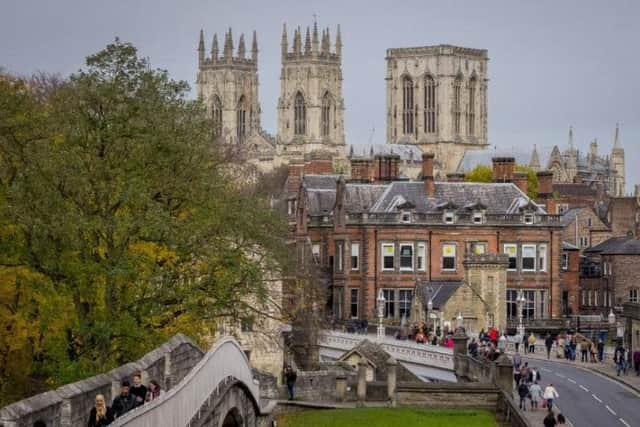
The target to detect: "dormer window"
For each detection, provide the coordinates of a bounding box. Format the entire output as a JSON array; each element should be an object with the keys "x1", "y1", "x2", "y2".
[
  {"x1": 472, "y1": 211, "x2": 484, "y2": 224},
  {"x1": 523, "y1": 213, "x2": 534, "y2": 224},
  {"x1": 401, "y1": 212, "x2": 412, "y2": 223},
  {"x1": 444, "y1": 211, "x2": 455, "y2": 224}
]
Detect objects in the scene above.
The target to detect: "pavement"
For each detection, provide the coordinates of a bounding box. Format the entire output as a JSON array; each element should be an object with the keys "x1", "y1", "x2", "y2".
[{"x1": 508, "y1": 350, "x2": 640, "y2": 427}]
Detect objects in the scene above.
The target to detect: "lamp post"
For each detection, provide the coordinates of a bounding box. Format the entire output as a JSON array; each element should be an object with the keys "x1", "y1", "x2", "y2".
[
  {"x1": 517, "y1": 290, "x2": 527, "y2": 338},
  {"x1": 608, "y1": 309, "x2": 616, "y2": 325},
  {"x1": 456, "y1": 312, "x2": 464, "y2": 331},
  {"x1": 377, "y1": 289, "x2": 386, "y2": 341},
  {"x1": 427, "y1": 298, "x2": 433, "y2": 332}
]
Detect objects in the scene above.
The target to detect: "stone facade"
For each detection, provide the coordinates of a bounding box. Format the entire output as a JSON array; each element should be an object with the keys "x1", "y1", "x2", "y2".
[
  {"x1": 386, "y1": 45, "x2": 489, "y2": 176},
  {"x1": 560, "y1": 207, "x2": 611, "y2": 252}
]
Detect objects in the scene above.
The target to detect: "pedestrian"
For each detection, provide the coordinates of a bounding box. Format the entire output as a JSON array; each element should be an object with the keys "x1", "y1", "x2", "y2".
[
  {"x1": 545, "y1": 333, "x2": 554, "y2": 360},
  {"x1": 145, "y1": 380, "x2": 164, "y2": 402},
  {"x1": 556, "y1": 335, "x2": 565, "y2": 359},
  {"x1": 557, "y1": 413, "x2": 567, "y2": 425},
  {"x1": 530, "y1": 367, "x2": 541, "y2": 383},
  {"x1": 512, "y1": 350, "x2": 522, "y2": 370},
  {"x1": 529, "y1": 381, "x2": 542, "y2": 411},
  {"x1": 528, "y1": 333, "x2": 536, "y2": 354},
  {"x1": 589, "y1": 342, "x2": 597, "y2": 363},
  {"x1": 489, "y1": 327, "x2": 498, "y2": 345},
  {"x1": 633, "y1": 349, "x2": 640, "y2": 376},
  {"x1": 597, "y1": 339, "x2": 605, "y2": 362},
  {"x1": 112, "y1": 381, "x2": 138, "y2": 418},
  {"x1": 514, "y1": 331, "x2": 522, "y2": 353},
  {"x1": 519, "y1": 362, "x2": 530, "y2": 385},
  {"x1": 580, "y1": 340, "x2": 588, "y2": 363},
  {"x1": 130, "y1": 373, "x2": 147, "y2": 406},
  {"x1": 616, "y1": 346, "x2": 626, "y2": 376},
  {"x1": 468, "y1": 338, "x2": 479, "y2": 358},
  {"x1": 87, "y1": 394, "x2": 114, "y2": 427},
  {"x1": 284, "y1": 365, "x2": 297, "y2": 400},
  {"x1": 543, "y1": 412, "x2": 558, "y2": 427},
  {"x1": 543, "y1": 383, "x2": 559, "y2": 412},
  {"x1": 498, "y1": 333, "x2": 507, "y2": 353},
  {"x1": 569, "y1": 338, "x2": 577, "y2": 361},
  {"x1": 517, "y1": 381, "x2": 530, "y2": 411}
]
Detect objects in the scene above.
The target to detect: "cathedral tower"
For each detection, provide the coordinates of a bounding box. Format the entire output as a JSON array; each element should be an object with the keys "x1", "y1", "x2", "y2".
[
  {"x1": 610, "y1": 123, "x2": 625, "y2": 196},
  {"x1": 196, "y1": 28, "x2": 262, "y2": 144},
  {"x1": 385, "y1": 45, "x2": 489, "y2": 175},
  {"x1": 277, "y1": 22, "x2": 346, "y2": 158}
]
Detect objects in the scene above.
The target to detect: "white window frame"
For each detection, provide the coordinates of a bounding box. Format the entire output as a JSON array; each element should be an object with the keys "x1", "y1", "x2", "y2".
[
  {"x1": 417, "y1": 242, "x2": 426, "y2": 271},
  {"x1": 594, "y1": 290, "x2": 598, "y2": 306},
  {"x1": 442, "y1": 243, "x2": 457, "y2": 272},
  {"x1": 350, "y1": 288, "x2": 359, "y2": 319},
  {"x1": 523, "y1": 213, "x2": 534, "y2": 224},
  {"x1": 351, "y1": 242, "x2": 360, "y2": 271},
  {"x1": 582, "y1": 291, "x2": 586, "y2": 306},
  {"x1": 561, "y1": 253, "x2": 568, "y2": 270},
  {"x1": 337, "y1": 241, "x2": 343, "y2": 272},
  {"x1": 444, "y1": 211, "x2": 455, "y2": 224},
  {"x1": 382, "y1": 243, "x2": 395, "y2": 271},
  {"x1": 401, "y1": 211, "x2": 412, "y2": 223},
  {"x1": 382, "y1": 289, "x2": 395, "y2": 318},
  {"x1": 521, "y1": 244, "x2": 536, "y2": 272},
  {"x1": 504, "y1": 244, "x2": 518, "y2": 271},
  {"x1": 588, "y1": 290, "x2": 592, "y2": 306},
  {"x1": 312, "y1": 243, "x2": 321, "y2": 262},
  {"x1": 556, "y1": 203, "x2": 569, "y2": 214},
  {"x1": 399, "y1": 243, "x2": 414, "y2": 271},
  {"x1": 630, "y1": 289, "x2": 639, "y2": 304},
  {"x1": 472, "y1": 211, "x2": 484, "y2": 224},
  {"x1": 538, "y1": 244, "x2": 547, "y2": 272}
]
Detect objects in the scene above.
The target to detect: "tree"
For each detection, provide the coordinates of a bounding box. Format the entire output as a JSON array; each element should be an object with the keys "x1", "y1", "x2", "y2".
[
  {"x1": 515, "y1": 165, "x2": 539, "y2": 200},
  {"x1": 0, "y1": 40, "x2": 288, "y2": 400},
  {"x1": 464, "y1": 165, "x2": 493, "y2": 183}
]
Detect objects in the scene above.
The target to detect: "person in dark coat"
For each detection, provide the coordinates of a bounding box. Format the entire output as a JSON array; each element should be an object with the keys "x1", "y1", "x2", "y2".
[
  {"x1": 112, "y1": 381, "x2": 138, "y2": 418},
  {"x1": 517, "y1": 381, "x2": 530, "y2": 411},
  {"x1": 87, "y1": 394, "x2": 114, "y2": 427},
  {"x1": 543, "y1": 412, "x2": 557, "y2": 427},
  {"x1": 129, "y1": 373, "x2": 147, "y2": 406},
  {"x1": 284, "y1": 365, "x2": 297, "y2": 400}
]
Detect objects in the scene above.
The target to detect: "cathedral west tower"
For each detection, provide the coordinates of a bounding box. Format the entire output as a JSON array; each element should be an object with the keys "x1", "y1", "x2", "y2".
[
  {"x1": 386, "y1": 45, "x2": 489, "y2": 176},
  {"x1": 277, "y1": 22, "x2": 346, "y2": 160}
]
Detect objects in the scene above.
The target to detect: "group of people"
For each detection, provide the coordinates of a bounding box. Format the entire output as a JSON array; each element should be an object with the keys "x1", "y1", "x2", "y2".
[
  {"x1": 392, "y1": 322, "x2": 456, "y2": 348},
  {"x1": 88, "y1": 373, "x2": 164, "y2": 427},
  {"x1": 614, "y1": 344, "x2": 640, "y2": 376}
]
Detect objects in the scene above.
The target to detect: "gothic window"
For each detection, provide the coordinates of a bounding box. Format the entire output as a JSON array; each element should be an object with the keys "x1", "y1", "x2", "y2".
[
  {"x1": 424, "y1": 75, "x2": 436, "y2": 134},
  {"x1": 321, "y1": 92, "x2": 331, "y2": 137},
  {"x1": 236, "y1": 95, "x2": 247, "y2": 142},
  {"x1": 212, "y1": 96, "x2": 223, "y2": 139},
  {"x1": 402, "y1": 76, "x2": 414, "y2": 135},
  {"x1": 467, "y1": 76, "x2": 477, "y2": 135},
  {"x1": 453, "y1": 74, "x2": 462, "y2": 134},
  {"x1": 294, "y1": 91, "x2": 306, "y2": 135}
]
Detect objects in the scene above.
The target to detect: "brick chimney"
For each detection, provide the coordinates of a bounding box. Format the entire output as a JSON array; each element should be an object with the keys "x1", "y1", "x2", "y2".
[
  {"x1": 536, "y1": 170, "x2": 555, "y2": 213},
  {"x1": 287, "y1": 161, "x2": 305, "y2": 194},
  {"x1": 304, "y1": 151, "x2": 333, "y2": 174},
  {"x1": 446, "y1": 172, "x2": 465, "y2": 182},
  {"x1": 512, "y1": 172, "x2": 529, "y2": 195},
  {"x1": 492, "y1": 157, "x2": 515, "y2": 182},
  {"x1": 422, "y1": 152, "x2": 435, "y2": 197},
  {"x1": 375, "y1": 154, "x2": 401, "y2": 182},
  {"x1": 350, "y1": 158, "x2": 375, "y2": 182}
]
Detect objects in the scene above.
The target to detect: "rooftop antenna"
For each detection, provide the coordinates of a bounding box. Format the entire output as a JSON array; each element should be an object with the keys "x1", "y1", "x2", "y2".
[{"x1": 368, "y1": 126, "x2": 375, "y2": 145}]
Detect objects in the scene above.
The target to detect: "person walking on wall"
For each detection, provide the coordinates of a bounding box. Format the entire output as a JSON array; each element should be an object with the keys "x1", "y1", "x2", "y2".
[
  {"x1": 88, "y1": 394, "x2": 114, "y2": 427},
  {"x1": 284, "y1": 365, "x2": 298, "y2": 400},
  {"x1": 130, "y1": 372, "x2": 147, "y2": 406},
  {"x1": 112, "y1": 381, "x2": 137, "y2": 418},
  {"x1": 517, "y1": 381, "x2": 530, "y2": 411},
  {"x1": 529, "y1": 381, "x2": 542, "y2": 411},
  {"x1": 543, "y1": 383, "x2": 559, "y2": 412}
]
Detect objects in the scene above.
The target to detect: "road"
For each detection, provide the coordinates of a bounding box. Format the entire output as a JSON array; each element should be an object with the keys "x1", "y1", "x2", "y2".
[{"x1": 522, "y1": 356, "x2": 639, "y2": 427}]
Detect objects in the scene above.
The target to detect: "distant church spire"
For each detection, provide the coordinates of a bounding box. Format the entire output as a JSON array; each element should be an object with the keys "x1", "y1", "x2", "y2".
[
  {"x1": 281, "y1": 23, "x2": 288, "y2": 58},
  {"x1": 211, "y1": 33, "x2": 219, "y2": 61},
  {"x1": 568, "y1": 125, "x2": 575, "y2": 151},
  {"x1": 251, "y1": 31, "x2": 258, "y2": 62},
  {"x1": 304, "y1": 27, "x2": 311, "y2": 55},
  {"x1": 530, "y1": 144, "x2": 540, "y2": 171},
  {"x1": 223, "y1": 28, "x2": 233, "y2": 60},
  {"x1": 198, "y1": 29, "x2": 205, "y2": 64},
  {"x1": 294, "y1": 27, "x2": 302, "y2": 56},
  {"x1": 335, "y1": 24, "x2": 342, "y2": 57},
  {"x1": 613, "y1": 123, "x2": 622, "y2": 150},
  {"x1": 238, "y1": 33, "x2": 246, "y2": 59},
  {"x1": 312, "y1": 21, "x2": 319, "y2": 54}
]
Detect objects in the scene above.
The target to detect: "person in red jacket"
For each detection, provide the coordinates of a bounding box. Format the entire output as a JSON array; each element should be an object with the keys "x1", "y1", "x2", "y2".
[{"x1": 488, "y1": 327, "x2": 498, "y2": 344}]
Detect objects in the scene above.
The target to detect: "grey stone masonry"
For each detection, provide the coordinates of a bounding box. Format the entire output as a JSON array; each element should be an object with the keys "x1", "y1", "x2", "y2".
[{"x1": 0, "y1": 334, "x2": 203, "y2": 427}]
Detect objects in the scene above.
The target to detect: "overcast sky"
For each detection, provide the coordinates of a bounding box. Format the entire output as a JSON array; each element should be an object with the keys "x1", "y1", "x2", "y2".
[{"x1": 2, "y1": 0, "x2": 639, "y2": 188}]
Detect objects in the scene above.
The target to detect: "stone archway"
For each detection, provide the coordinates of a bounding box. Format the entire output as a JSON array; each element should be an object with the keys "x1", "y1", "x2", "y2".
[{"x1": 221, "y1": 407, "x2": 243, "y2": 427}]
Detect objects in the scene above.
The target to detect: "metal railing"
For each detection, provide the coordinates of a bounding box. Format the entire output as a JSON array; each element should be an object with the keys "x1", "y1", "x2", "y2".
[
  {"x1": 308, "y1": 213, "x2": 563, "y2": 227},
  {"x1": 112, "y1": 337, "x2": 259, "y2": 427}
]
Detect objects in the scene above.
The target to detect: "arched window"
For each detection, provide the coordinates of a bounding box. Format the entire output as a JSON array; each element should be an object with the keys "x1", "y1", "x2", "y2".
[
  {"x1": 402, "y1": 76, "x2": 414, "y2": 135},
  {"x1": 294, "y1": 91, "x2": 306, "y2": 135},
  {"x1": 212, "y1": 95, "x2": 223, "y2": 139},
  {"x1": 453, "y1": 75, "x2": 462, "y2": 134},
  {"x1": 424, "y1": 75, "x2": 436, "y2": 134},
  {"x1": 236, "y1": 95, "x2": 247, "y2": 142},
  {"x1": 321, "y1": 92, "x2": 331, "y2": 137},
  {"x1": 467, "y1": 76, "x2": 477, "y2": 136}
]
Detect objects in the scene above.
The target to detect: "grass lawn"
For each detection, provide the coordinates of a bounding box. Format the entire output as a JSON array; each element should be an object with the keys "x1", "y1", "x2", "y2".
[{"x1": 276, "y1": 407, "x2": 498, "y2": 427}]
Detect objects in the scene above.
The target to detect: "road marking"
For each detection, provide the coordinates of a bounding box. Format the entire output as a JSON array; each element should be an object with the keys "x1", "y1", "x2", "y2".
[
  {"x1": 580, "y1": 384, "x2": 589, "y2": 392},
  {"x1": 568, "y1": 378, "x2": 576, "y2": 384},
  {"x1": 620, "y1": 418, "x2": 631, "y2": 427},
  {"x1": 592, "y1": 394, "x2": 602, "y2": 403},
  {"x1": 555, "y1": 372, "x2": 566, "y2": 378},
  {"x1": 606, "y1": 405, "x2": 617, "y2": 416},
  {"x1": 541, "y1": 367, "x2": 551, "y2": 372}
]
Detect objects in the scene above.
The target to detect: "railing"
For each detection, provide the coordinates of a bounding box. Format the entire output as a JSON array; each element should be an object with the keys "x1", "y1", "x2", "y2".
[
  {"x1": 112, "y1": 337, "x2": 259, "y2": 427},
  {"x1": 308, "y1": 213, "x2": 563, "y2": 227},
  {"x1": 319, "y1": 330, "x2": 454, "y2": 370}
]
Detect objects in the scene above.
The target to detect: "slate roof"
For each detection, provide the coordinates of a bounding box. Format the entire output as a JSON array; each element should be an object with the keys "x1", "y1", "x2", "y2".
[
  {"x1": 562, "y1": 241, "x2": 579, "y2": 250},
  {"x1": 303, "y1": 175, "x2": 546, "y2": 216},
  {"x1": 339, "y1": 339, "x2": 420, "y2": 383},
  {"x1": 348, "y1": 143, "x2": 423, "y2": 162},
  {"x1": 553, "y1": 183, "x2": 599, "y2": 197},
  {"x1": 415, "y1": 280, "x2": 462, "y2": 310},
  {"x1": 585, "y1": 237, "x2": 640, "y2": 255},
  {"x1": 560, "y1": 208, "x2": 583, "y2": 226}
]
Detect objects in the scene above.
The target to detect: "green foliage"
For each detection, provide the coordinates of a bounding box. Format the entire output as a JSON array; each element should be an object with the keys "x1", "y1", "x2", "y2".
[
  {"x1": 515, "y1": 165, "x2": 539, "y2": 200},
  {"x1": 277, "y1": 408, "x2": 498, "y2": 427},
  {"x1": 0, "y1": 40, "x2": 287, "y2": 404},
  {"x1": 464, "y1": 165, "x2": 493, "y2": 183}
]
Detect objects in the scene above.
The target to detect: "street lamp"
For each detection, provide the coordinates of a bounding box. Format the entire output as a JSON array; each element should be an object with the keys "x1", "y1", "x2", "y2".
[
  {"x1": 608, "y1": 309, "x2": 616, "y2": 325},
  {"x1": 517, "y1": 290, "x2": 527, "y2": 338},
  {"x1": 377, "y1": 289, "x2": 386, "y2": 340},
  {"x1": 456, "y1": 312, "x2": 464, "y2": 330},
  {"x1": 427, "y1": 298, "x2": 433, "y2": 331}
]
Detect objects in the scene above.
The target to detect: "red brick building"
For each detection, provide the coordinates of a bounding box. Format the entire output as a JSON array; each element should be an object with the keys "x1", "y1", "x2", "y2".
[{"x1": 291, "y1": 155, "x2": 564, "y2": 325}]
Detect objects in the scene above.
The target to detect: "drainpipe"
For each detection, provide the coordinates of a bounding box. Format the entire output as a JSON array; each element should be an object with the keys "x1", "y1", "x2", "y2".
[
  {"x1": 428, "y1": 230, "x2": 432, "y2": 282},
  {"x1": 374, "y1": 228, "x2": 378, "y2": 321}
]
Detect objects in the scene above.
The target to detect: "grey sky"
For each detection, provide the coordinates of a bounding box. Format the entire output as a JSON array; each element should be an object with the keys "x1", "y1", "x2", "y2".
[{"x1": 2, "y1": 0, "x2": 639, "y2": 188}]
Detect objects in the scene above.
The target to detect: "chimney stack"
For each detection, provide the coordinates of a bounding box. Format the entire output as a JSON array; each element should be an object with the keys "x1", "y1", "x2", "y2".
[
  {"x1": 374, "y1": 154, "x2": 400, "y2": 182},
  {"x1": 350, "y1": 158, "x2": 375, "y2": 183},
  {"x1": 492, "y1": 157, "x2": 515, "y2": 182},
  {"x1": 536, "y1": 171, "x2": 555, "y2": 213},
  {"x1": 422, "y1": 152, "x2": 435, "y2": 197},
  {"x1": 512, "y1": 172, "x2": 529, "y2": 195}
]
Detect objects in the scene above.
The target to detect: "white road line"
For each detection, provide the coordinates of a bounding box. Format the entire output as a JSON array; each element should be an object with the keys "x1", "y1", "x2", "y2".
[
  {"x1": 592, "y1": 394, "x2": 602, "y2": 403},
  {"x1": 606, "y1": 405, "x2": 617, "y2": 416},
  {"x1": 568, "y1": 378, "x2": 576, "y2": 384},
  {"x1": 620, "y1": 418, "x2": 631, "y2": 427},
  {"x1": 580, "y1": 384, "x2": 589, "y2": 392},
  {"x1": 541, "y1": 367, "x2": 551, "y2": 372},
  {"x1": 555, "y1": 372, "x2": 566, "y2": 378}
]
